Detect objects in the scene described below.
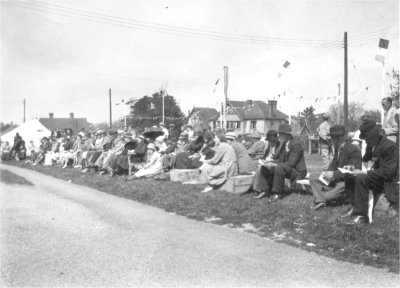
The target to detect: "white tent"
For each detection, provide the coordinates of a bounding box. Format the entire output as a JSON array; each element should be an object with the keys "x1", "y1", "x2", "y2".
[{"x1": 1, "y1": 119, "x2": 51, "y2": 146}]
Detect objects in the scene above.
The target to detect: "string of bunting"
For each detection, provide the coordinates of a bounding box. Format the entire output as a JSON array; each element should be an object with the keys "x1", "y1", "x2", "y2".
[{"x1": 129, "y1": 116, "x2": 187, "y2": 120}]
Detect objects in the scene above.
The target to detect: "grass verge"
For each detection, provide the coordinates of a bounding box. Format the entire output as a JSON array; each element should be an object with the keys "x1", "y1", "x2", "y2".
[
  {"x1": 0, "y1": 168, "x2": 34, "y2": 186},
  {"x1": 3, "y1": 158, "x2": 399, "y2": 273}
]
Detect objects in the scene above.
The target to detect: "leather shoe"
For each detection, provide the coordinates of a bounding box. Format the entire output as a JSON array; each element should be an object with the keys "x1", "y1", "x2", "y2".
[
  {"x1": 268, "y1": 194, "x2": 283, "y2": 202},
  {"x1": 254, "y1": 192, "x2": 268, "y2": 199},
  {"x1": 311, "y1": 202, "x2": 326, "y2": 210},
  {"x1": 340, "y1": 207, "x2": 354, "y2": 218},
  {"x1": 345, "y1": 215, "x2": 368, "y2": 225}
]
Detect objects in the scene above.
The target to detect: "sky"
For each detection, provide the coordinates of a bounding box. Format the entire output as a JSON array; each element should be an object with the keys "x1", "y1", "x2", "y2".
[{"x1": 1, "y1": 0, "x2": 399, "y2": 125}]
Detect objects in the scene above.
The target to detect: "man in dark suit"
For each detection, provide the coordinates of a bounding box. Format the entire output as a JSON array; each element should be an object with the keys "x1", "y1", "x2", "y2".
[
  {"x1": 309, "y1": 125, "x2": 362, "y2": 210},
  {"x1": 346, "y1": 120, "x2": 399, "y2": 224},
  {"x1": 251, "y1": 129, "x2": 285, "y2": 199},
  {"x1": 268, "y1": 123, "x2": 307, "y2": 202}
]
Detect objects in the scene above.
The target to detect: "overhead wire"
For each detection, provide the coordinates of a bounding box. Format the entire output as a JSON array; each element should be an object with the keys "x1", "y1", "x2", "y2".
[{"x1": 5, "y1": 1, "x2": 334, "y2": 47}]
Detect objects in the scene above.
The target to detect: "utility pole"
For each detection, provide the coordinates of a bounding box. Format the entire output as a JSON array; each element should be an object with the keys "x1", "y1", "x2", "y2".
[
  {"x1": 109, "y1": 88, "x2": 112, "y2": 129},
  {"x1": 223, "y1": 66, "x2": 229, "y2": 130},
  {"x1": 337, "y1": 83, "x2": 341, "y2": 125},
  {"x1": 23, "y1": 98, "x2": 26, "y2": 123},
  {"x1": 343, "y1": 32, "x2": 349, "y2": 131}
]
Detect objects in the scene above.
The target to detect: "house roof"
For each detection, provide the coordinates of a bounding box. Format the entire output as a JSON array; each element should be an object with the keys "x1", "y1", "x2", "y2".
[
  {"x1": 227, "y1": 100, "x2": 288, "y2": 120},
  {"x1": 189, "y1": 107, "x2": 219, "y2": 122},
  {"x1": 1, "y1": 125, "x2": 18, "y2": 136},
  {"x1": 39, "y1": 117, "x2": 89, "y2": 132}
]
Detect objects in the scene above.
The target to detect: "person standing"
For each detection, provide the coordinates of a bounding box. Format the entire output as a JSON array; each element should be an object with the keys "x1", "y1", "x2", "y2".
[
  {"x1": 317, "y1": 114, "x2": 332, "y2": 170},
  {"x1": 382, "y1": 97, "x2": 398, "y2": 144}
]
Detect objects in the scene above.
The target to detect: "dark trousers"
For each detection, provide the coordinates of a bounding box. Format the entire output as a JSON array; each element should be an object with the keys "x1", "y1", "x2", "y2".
[
  {"x1": 251, "y1": 166, "x2": 274, "y2": 193},
  {"x1": 353, "y1": 174, "x2": 384, "y2": 217},
  {"x1": 271, "y1": 163, "x2": 307, "y2": 195}
]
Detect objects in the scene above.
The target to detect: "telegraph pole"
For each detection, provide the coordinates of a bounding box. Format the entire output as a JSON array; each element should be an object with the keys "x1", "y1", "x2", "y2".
[
  {"x1": 23, "y1": 98, "x2": 26, "y2": 123},
  {"x1": 343, "y1": 32, "x2": 349, "y2": 131},
  {"x1": 109, "y1": 88, "x2": 112, "y2": 129},
  {"x1": 337, "y1": 83, "x2": 341, "y2": 125},
  {"x1": 223, "y1": 66, "x2": 229, "y2": 130}
]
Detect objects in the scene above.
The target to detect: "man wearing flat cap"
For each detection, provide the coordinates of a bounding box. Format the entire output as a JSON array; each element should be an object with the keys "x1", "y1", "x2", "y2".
[
  {"x1": 266, "y1": 123, "x2": 307, "y2": 202},
  {"x1": 345, "y1": 120, "x2": 399, "y2": 223},
  {"x1": 309, "y1": 125, "x2": 362, "y2": 210}
]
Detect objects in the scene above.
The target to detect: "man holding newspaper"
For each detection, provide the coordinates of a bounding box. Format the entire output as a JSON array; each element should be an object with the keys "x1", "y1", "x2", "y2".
[{"x1": 309, "y1": 125, "x2": 362, "y2": 210}]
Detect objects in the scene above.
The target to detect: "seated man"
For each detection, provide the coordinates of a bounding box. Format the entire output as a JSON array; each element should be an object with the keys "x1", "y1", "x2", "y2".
[
  {"x1": 345, "y1": 120, "x2": 399, "y2": 224},
  {"x1": 247, "y1": 133, "x2": 266, "y2": 160},
  {"x1": 268, "y1": 123, "x2": 307, "y2": 202},
  {"x1": 249, "y1": 129, "x2": 284, "y2": 199},
  {"x1": 309, "y1": 125, "x2": 362, "y2": 210}
]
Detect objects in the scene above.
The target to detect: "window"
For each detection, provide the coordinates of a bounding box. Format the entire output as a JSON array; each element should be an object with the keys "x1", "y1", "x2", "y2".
[
  {"x1": 250, "y1": 121, "x2": 257, "y2": 129},
  {"x1": 227, "y1": 121, "x2": 241, "y2": 130}
]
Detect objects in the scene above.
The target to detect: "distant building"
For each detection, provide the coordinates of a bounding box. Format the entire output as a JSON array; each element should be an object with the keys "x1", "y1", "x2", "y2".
[
  {"x1": 188, "y1": 107, "x2": 219, "y2": 132},
  {"x1": 39, "y1": 113, "x2": 89, "y2": 133},
  {"x1": 221, "y1": 99, "x2": 288, "y2": 134}
]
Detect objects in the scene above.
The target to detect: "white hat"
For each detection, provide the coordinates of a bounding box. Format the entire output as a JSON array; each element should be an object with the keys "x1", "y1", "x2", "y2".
[
  {"x1": 225, "y1": 132, "x2": 237, "y2": 140},
  {"x1": 147, "y1": 143, "x2": 156, "y2": 150}
]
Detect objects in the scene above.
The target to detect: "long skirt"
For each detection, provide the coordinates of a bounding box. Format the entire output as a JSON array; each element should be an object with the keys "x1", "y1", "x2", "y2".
[{"x1": 201, "y1": 161, "x2": 238, "y2": 187}]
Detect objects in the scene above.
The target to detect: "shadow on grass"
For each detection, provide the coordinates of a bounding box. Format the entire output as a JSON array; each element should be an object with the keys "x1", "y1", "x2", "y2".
[
  {"x1": 3, "y1": 160, "x2": 399, "y2": 273},
  {"x1": 1, "y1": 168, "x2": 34, "y2": 186}
]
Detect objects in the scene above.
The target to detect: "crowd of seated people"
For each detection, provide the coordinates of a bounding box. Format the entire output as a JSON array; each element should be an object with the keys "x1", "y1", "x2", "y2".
[{"x1": 2, "y1": 117, "x2": 398, "y2": 224}]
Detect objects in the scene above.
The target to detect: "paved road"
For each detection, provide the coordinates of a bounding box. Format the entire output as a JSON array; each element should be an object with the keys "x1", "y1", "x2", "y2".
[{"x1": 1, "y1": 164, "x2": 399, "y2": 287}]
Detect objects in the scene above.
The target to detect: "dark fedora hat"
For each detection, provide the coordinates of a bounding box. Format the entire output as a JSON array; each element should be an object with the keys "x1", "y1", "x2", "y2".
[
  {"x1": 266, "y1": 129, "x2": 278, "y2": 139},
  {"x1": 329, "y1": 125, "x2": 345, "y2": 137},
  {"x1": 359, "y1": 120, "x2": 377, "y2": 139},
  {"x1": 278, "y1": 123, "x2": 292, "y2": 135}
]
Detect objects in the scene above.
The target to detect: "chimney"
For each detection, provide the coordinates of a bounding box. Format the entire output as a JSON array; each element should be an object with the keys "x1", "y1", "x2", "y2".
[
  {"x1": 49, "y1": 113, "x2": 54, "y2": 119},
  {"x1": 267, "y1": 100, "x2": 277, "y2": 116},
  {"x1": 246, "y1": 100, "x2": 253, "y2": 107},
  {"x1": 70, "y1": 113, "x2": 74, "y2": 119}
]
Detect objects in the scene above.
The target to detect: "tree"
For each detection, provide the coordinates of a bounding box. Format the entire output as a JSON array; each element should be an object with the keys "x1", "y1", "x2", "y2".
[
  {"x1": 328, "y1": 101, "x2": 381, "y2": 131},
  {"x1": 300, "y1": 106, "x2": 319, "y2": 132},
  {"x1": 128, "y1": 91, "x2": 186, "y2": 132}
]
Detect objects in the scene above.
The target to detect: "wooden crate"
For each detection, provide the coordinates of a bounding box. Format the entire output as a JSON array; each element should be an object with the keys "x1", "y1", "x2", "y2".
[
  {"x1": 170, "y1": 169, "x2": 201, "y2": 182},
  {"x1": 219, "y1": 175, "x2": 254, "y2": 194}
]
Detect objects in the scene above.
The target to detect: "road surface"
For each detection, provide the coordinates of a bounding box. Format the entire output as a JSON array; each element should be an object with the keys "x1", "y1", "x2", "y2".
[{"x1": 1, "y1": 164, "x2": 398, "y2": 287}]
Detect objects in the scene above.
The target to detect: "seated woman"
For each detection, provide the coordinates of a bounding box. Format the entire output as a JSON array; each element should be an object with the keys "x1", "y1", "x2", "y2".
[
  {"x1": 33, "y1": 137, "x2": 52, "y2": 165},
  {"x1": 1, "y1": 141, "x2": 12, "y2": 161},
  {"x1": 128, "y1": 143, "x2": 163, "y2": 180},
  {"x1": 43, "y1": 137, "x2": 61, "y2": 165},
  {"x1": 173, "y1": 133, "x2": 205, "y2": 169},
  {"x1": 225, "y1": 132, "x2": 257, "y2": 175},
  {"x1": 199, "y1": 131, "x2": 238, "y2": 192},
  {"x1": 106, "y1": 134, "x2": 137, "y2": 176}
]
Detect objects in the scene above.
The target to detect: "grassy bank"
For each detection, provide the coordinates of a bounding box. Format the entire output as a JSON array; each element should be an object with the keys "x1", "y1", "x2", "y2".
[{"x1": 3, "y1": 157, "x2": 399, "y2": 272}]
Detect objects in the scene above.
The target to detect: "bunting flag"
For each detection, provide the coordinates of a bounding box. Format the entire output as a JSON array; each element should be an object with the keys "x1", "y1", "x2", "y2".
[
  {"x1": 115, "y1": 99, "x2": 125, "y2": 106},
  {"x1": 283, "y1": 60, "x2": 291, "y2": 68},
  {"x1": 277, "y1": 60, "x2": 290, "y2": 78},
  {"x1": 315, "y1": 98, "x2": 319, "y2": 102},
  {"x1": 213, "y1": 78, "x2": 220, "y2": 93},
  {"x1": 375, "y1": 38, "x2": 389, "y2": 63}
]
